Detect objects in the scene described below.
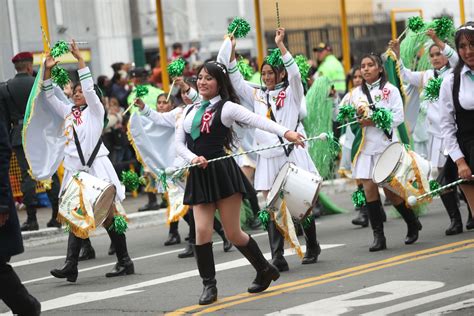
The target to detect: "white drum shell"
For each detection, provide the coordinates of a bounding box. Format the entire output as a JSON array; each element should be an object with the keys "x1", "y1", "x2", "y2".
[
  {"x1": 61, "y1": 172, "x2": 116, "y2": 227},
  {"x1": 267, "y1": 163, "x2": 322, "y2": 222}
]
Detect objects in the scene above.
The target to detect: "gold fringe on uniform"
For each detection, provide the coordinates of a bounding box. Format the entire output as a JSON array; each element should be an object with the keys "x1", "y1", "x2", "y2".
[{"x1": 271, "y1": 198, "x2": 304, "y2": 259}]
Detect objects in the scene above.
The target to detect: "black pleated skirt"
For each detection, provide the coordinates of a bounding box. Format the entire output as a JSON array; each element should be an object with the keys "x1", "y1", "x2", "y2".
[{"x1": 183, "y1": 158, "x2": 255, "y2": 205}]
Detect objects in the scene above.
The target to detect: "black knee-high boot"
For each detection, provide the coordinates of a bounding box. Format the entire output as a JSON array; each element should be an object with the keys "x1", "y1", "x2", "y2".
[
  {"x1": 164, "y1": 221, "x2": 181, "y2": 246},
  {"x1": 467, "y1": 207, "x2": 474, "y2": 230},
  {"x1": 78, "y1": 238, "x2": 96, "y2": 261},
  {"x1": 214, "y1": 217, "x2": 232, "y2": 252},
  {"x1": 302, "y1": 217, "x2": 321, "y2": 264},
  {"x1": 394, "y1": 202, "x2": 422, "y2": 245},
  {"x1": 235, "y1": 236, "x2": 280, "y2": 293},
  {"x1": 367, "y1": 200, "x2": 386, "y2": 252},
  {"x1": 267, "y1": 221, "x2": 289, "y2": 271},
  {"x1": 194, "y1": 242, "x2": 218, "y2": 305},
  {"x1": 179, "y1": 209, "x2": 195, "y2": 258},
  {"x1": 106, "y1": 230, "x2": 134, "y2": 277},
  {"x1": 441, "y1": 190, "x2": 463, "y2": 235},
  {"x1": 50, "y1": 233, "x2": 82, "y2": 282}
]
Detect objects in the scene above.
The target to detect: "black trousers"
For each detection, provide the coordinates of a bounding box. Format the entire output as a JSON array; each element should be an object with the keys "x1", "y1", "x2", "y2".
[{"x1": 0, "y1": 257, "x2": 40, "y2": 315}]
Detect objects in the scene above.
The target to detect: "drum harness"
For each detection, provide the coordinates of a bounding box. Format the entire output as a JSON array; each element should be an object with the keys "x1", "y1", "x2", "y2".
[
  {"x1": 266, "y1": 91, "x2": 299, "y2": 157},
  {"x1": 72, "y1": 125, "x2": 103, "y2": 171},
  {"x1": 362, "y1": 84, "x2": 392, "y2": 141}
]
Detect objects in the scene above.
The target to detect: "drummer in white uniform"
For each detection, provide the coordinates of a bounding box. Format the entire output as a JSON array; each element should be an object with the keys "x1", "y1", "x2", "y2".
[
  {"x1": 43, "y1": 42, "x2": 134, "y2": 282},
  {"x1": 224, "y1": 28, "x2": 321, "y2": 271},
  {"x1": 347, "y1": 53, "x2": 422, "y2": 252},
  {"x1": 390, "y1": 31, "x2": 472, "y2": 236}
]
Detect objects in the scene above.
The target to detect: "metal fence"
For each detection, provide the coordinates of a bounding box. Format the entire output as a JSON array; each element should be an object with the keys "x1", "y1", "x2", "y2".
[{"x1": 264, "y1": 13, "x2": 404, "y2": 64}]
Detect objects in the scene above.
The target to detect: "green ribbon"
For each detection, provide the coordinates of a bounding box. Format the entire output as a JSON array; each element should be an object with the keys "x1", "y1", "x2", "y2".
[
  {"x1": 190, "y1": 100, "x2": 210, "y2": 140},
  {"x1": 109, "y1": 215, "x2": 128, "y2": 234}
]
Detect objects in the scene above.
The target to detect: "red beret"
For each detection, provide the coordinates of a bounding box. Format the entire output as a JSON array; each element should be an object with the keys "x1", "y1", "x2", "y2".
[{"x1": 11, "y1": 52, "x2": 34, "y2": 63}]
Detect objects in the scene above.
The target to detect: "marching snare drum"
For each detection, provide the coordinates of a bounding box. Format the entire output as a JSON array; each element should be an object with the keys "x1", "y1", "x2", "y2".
[
  {"x1": 59, "y1": 172, "x2": 116, "y2": 233},
  {"x1": 373, "y1": 142, "x2": 432, "y2": 202},
  {"x1": 267, "y1": 162, "x2": 323, "y2": 222}
]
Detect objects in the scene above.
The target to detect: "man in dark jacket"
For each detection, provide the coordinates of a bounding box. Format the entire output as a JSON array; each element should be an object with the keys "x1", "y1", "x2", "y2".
[
  {"x1": 0, "y1": 52, "x2": 60, "y2": 231},
  {"x1": 0, "y1": 114, "x2": 41, "y2": 315}
]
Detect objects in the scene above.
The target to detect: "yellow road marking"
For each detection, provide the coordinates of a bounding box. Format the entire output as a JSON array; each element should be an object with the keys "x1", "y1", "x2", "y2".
[{"x1": 165, "y1": 239, "x2": 474, "y2": 316}]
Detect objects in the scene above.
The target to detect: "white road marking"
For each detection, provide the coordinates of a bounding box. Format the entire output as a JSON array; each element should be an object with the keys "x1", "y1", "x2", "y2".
[
  {"x1": 21, "y1": 232, "x2": 269, "y2": 285},
  {"x1": 417, "y1": 298, "x2": 474, "y2": 315},
  {"x1": 5, "y1": 244, "x2": 344, "y2": 314},
  {"x1": 362, "y1": 284, "x2": 474, "y2": 316},
  {"x1": 267, "y1": 281, "x2": 445, "y2": 316},
  {"x1": 10, "y1": 256, "x2": 65, "y2": 267}
]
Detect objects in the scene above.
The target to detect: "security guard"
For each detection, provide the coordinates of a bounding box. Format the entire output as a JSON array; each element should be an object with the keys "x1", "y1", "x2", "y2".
[{"x1": 0, "y1": 52, "x2": 60, "y2": 230}]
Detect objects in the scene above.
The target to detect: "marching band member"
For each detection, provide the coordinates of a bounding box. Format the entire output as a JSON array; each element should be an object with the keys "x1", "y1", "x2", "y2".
[
  {"x1": 348, "y1": 53, "x2": 422, "y2": 252},
  {"x1": 440, "y1": 22, "x2": 474, "y2": 231},
  {"x1": 176, "y1": 60, "x2": 304, "y2": 305},
  {"x1": 44, "y1": 42, "x2": 134, "y2": 282},
  {"x1": 132, "y1": 89, "x2": 232, "y2": 256},
  {"x1": 226, "y1": 28, "x2": 320, "y2": 271},
  {"x1": 389, "y1": 31, "x2": 468, "y2": 235}
]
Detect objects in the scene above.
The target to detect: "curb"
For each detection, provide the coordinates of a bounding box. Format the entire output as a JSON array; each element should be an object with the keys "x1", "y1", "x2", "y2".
[
  {"x1": 22, "y1": 178, "x2": 354, "y2": 245},
  {"x1": 22, "y1": 209, "x2": 169, "y2": 244}
]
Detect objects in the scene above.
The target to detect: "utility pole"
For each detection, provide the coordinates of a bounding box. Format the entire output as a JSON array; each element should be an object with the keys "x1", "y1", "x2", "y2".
[{"x1": 129, "y1": 0, "x2": 145, "y2": 67}]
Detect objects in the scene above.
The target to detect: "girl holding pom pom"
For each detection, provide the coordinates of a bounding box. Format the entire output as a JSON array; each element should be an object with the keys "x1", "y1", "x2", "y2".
[
  {"x1": 175, "y1": 60, "x2": 305, "y2": 305},
  {"x1": 221, "y1": 28, "x2": 320, "y2": 272},
  {"x1": 43, "y1": 41, "x2": 134, "y2": 282},
  {"x1": 390, "y1": 30, "x2": 467, "y2": 236},
  {"x1": 348, "y1": 53, "x2": 422, "y2": 252}
]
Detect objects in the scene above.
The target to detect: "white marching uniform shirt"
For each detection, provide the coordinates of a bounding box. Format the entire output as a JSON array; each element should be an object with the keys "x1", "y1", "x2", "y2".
[
  {"x1": 43, "y1": 67, "x2": 125, "y2": 201},
  {"x1": 176, "y1": 95, "x2": 290, "y2": 163},
  {"x1": 399, "y1": 44, "x2": 458, "y2": 167},
  {"x1": 225, "y1": 51, "x2": 316, "y2": 191},
  {"x1": 348, "y1": 80, "x2": 404, "y2": 179},
  {"x1": 440, "y1": 65, "x2": 474, "y2": 163}
]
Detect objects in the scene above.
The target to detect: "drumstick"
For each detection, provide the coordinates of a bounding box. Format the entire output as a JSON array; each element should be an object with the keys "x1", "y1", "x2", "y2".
[
  {"x1": 165, "y1": 132, "x2": 330, "y2": 176},
  {"x1": 407, "y1": 176, "x2": 473, "y2": 206},
  {"x1": 166, "y1": 80, "x2": 175, "y2": 102},
  {"x1": 337, "y1": 120, "x2": 358, "y2": 129},
  {"x1": 122, "y1": 103, "x2": 135, "y2": 116},
  {"x1": 396, "y1": 27, "x2": 408, "y2": 41}
]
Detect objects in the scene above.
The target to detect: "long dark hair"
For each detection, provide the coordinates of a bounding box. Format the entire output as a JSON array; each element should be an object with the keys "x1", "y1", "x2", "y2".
[
  {"x1": 359, "y1": 53, "x2": 387, "y2": 97},
  {"x1": 195, "y1": 61, "x2": 240, "y2": 149},
  {"x1": 260, "y1": 60, "x2": 288, "y2": 90},
  {"x1": 453, "y1": 21, "x2": 474, "y2": 77}
]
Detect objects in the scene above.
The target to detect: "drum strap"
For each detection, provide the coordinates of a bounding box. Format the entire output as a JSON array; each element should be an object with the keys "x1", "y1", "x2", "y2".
[
  {"x1": 266, "y1": 93, "x2": 298, "y2": 157},
  {"x1": 361, "y1": 87, "x2": 392, "y2": 141},
  {"x1": 72, "y1": 126, "x2": 103, "y2": 168}
]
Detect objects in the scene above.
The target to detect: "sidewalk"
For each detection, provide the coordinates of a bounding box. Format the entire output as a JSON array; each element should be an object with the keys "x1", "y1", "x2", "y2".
[{"x1": 19, "y1": 178, "x2": 355, "y2": 244}]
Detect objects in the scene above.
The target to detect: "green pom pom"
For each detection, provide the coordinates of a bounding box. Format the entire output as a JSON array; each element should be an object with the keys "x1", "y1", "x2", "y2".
[
  {"x1": 336, "y1": 105, "x2": 356, "y2": 123},
  {"x1": 121, "y1": 170, "x2": 142, "y2": 191},
  {"x1": 257, "y1": 209, "x2": 271, "y2": 231},
  {"x1": 302, "y1": 214, "x2": 314, "y2": 229},
  {"x1": 408, "y1": 16, "x2": 425, "y2": 32},
  {"x1": 295, "y1": 55, "x2": 311, "y2": 83},
  {"x1": 351, "y1": 188, "x2": 367, "y2": 208},
  {"x1": 429, "y1": 179, "x2": 441, "y2": 194},
  {"x1": 227, "y1": 17, "x2": 251, "y2": 38},
  {"x1": 237, "y1": 57, "x2": 254, "y2": 80},
  {"x1": 434, "y1": 17, "x2": 454, "y2": 40},
  {"x1": 371, "y1": 107, "x2": 393, "y2": 132},
  {"x1": 51, "y1": 66, "x2": 70, "y2": 88},
  {"x1": 109, "y1": 215, "x2": 128, "y2": 234},
  {"x1": 265, "y1": 48, "x2": 283, "y2": 67},
  {"x1": 50, "y1": 40, "x2": 70, "y2": 58},
  {"x1": 424, "y1": 77, "x2": 443, "y2": 101},
  {"x1": 135, "y1": 85, "x2": 149, "y2": 98},
  {"x1": 167, "y1": 58, "x2": 186, "y2": 78}
]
